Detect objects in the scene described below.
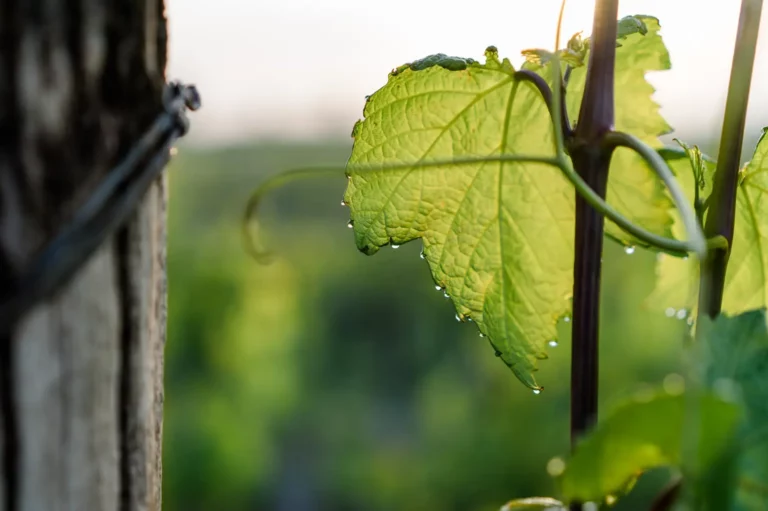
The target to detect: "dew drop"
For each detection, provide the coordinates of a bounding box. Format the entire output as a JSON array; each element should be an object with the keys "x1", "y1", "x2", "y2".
[
  {"x1": 347, "y1": 221, "x2": 354, "y2": 229},
  {"x1": 563, "y1": 316, "x2": 571, "y2": 323},
  {"x1": 687, "y1": 316, "x2": 694, "y2": 326},
  {"x1": 479, "y1": 333, "x2": 486, "y2": 338},
  {"x1": 676, "y1": 308, "x2": 688, "y2": 320},
  {"x1": 435, "y1": 285, "x2": 442, "y2": 291},
  {"x1": 443, "y1": 291, "x2": 450, "y2": 299},
  {"x1": 532, "y1": 389, "x2": 541, "y2": 395},
  {"x1": 392, "y1": 244, "x2": 400, "y2": 249},
  {"x1": 624, "y1": 245, "x2": 636, "y2": 255},
  {"x1": 340, "y1": 200, "x2": 347, "y2": 207},
  {"x1": 605, "y1": 494, "x2": 617, "y2": 506},
  {"x1": 548, "y1": 340, "x2": 558, "y2": 347},
  {"x1": 455, "y1": 314, "x2": 462, "y2": 322},
  {"x1": 419, "y1": 251, "x2": 426, "y2": 260},
  {"x1": 665, "y1": 307, "x2": 676, "y2": 318},
  {"x1": 683, "y1": 255, "x2": 689, "y2": 261}
]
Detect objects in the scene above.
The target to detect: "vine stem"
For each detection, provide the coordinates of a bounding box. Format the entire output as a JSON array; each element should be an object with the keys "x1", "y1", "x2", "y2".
[
  {"x1": 678, "y1": 1, "x2": 764, "y2": 509},
  {"x1": 567, "y1": 4, "x2": 618, "y2": 486},
  {"x1": 698, "y1": 0, "x2": 764, "y2": 318}
]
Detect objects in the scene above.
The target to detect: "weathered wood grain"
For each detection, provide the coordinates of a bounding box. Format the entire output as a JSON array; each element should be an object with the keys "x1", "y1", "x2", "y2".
[{"x1": 0, "y1": 0, "x2": 169, "y2": 509}]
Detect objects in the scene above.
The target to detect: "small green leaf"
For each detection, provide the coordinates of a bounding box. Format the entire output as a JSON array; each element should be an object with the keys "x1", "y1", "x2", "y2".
[
  {"x1": 648, "y1": 128, "x2": 768, "y2": 316},
  {"x1": 701, "y1": 309, "x2": 768, "y2": 509},
  {"x1": 521, "y1": 32, "x2": 586, "y2": 69},
  {"x1": 346, "y1": 18, "x2": 678, "y2": 388},
  {"x1": 560, "y1": 392, "x2": 741, "y2": 503}
]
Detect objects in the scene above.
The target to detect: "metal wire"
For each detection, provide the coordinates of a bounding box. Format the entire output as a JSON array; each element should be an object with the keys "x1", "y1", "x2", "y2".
[{"x1": 0, "y1": 82, "x2": 201, "y2": 335}]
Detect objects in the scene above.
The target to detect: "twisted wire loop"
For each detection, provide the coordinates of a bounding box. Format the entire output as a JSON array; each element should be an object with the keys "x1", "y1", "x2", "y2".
[{"x1": 0, "y1": 82, "x2": 201, "y2": 334}]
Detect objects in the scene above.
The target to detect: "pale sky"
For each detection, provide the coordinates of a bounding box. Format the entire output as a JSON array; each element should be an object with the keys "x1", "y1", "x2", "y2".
[{"x1": 165, "y1": 0, "x2": 768, "y2": 146}]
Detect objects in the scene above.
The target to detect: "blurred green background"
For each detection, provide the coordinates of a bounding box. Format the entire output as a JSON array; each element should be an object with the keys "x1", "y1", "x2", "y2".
[{"x1": 160, "y1": 138, "x2": 737, "y2": 511}]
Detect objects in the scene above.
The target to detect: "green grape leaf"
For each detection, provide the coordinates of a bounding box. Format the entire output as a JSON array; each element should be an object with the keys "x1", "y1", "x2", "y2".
[
  {"x1": 564, "y1": 15, "x2": 674, "y2": 248},
  {"x1": 345, "y1": 19, "x2": 676, "y2": 388},
  {"x1": 345, "y1": 48, "x2": 564, "y2": 389},
  {"x1": 647, "y1": 128, "x2": 768, "y2": 316},
  {"x1": 560, "y1": 392, "x2": 741, "y2": 503},
  {"x1": 701, "y1": 309, "x2": 768, "y2": 509}
]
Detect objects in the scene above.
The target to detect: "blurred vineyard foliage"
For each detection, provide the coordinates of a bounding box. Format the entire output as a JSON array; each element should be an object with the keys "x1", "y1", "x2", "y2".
[{"x1": 163, "y1": 141, "x2": 711, "y2": 511}]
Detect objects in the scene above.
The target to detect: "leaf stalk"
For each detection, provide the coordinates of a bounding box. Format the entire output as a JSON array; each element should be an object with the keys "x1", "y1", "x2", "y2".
[{"x1": 699, "y1": 0, "x2": 764, "y2": 318}]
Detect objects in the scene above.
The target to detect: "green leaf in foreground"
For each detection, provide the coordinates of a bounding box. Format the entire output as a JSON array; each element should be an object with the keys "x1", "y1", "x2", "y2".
[
  {"x1": 560, "y1": 392, "x2": 741, "y2": 503},
  {"x1": 648, "y1": 129, "x2": 768, "y2": 317},
  {"x1": 345, "y1": 20, "x2": 677, "y2": 388},
  {"x1": 702, "y1": 309, "x2": 768, "y2": 509}
]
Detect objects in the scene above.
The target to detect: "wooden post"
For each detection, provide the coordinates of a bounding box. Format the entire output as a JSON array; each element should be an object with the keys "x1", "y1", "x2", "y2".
[{"x1": 0, "y1": 1, "x2": 168, "y2": 509}]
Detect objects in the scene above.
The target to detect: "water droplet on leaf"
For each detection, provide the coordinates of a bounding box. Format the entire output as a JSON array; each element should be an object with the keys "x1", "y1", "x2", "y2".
[
  {"x1": 347, "y1": 221, "x2": 354, "y2": 229},
  {"x1": 455, "y1": 314, "x2": 462, "y2": 322},
  {"x1": 479, "y1": 333, "x2": 486, "y2": 338},
  {"x1": 665, "y1": 307, "x2": 675, "y2": 318},
  {"x1": 443, "y1": 291, "x2": 450, "y2": 299},
  {"x1": 563, "y1": 316, "x2": 571, "y2": 323},
  {"x1": 532, "y1": 389, "x2": 541, "y2": 395},
  {"x1": 624, "y1": 245, "x2": 636, "y2": 255},
  {"x1": 435, "y1": 285, "x2": 442, "y2": 291},
  {"x1": 548, "y1": 340, "x2": 558, "y2": 347},
  {"x1": 391, "y1": 244, "x2": 400, "y2": 249},
  {"x1": 340, "y1": 200, "x2": 347, "y2": 207},
  {"x1": 676, "y1": 309, "x2": 687, "y2": 320},
  {"x1": 687, "y1": 316, "x2": 694, "y2": 326},
  {"x1": 419, "y1": 251, "x2": 425, "y2": 260}
]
